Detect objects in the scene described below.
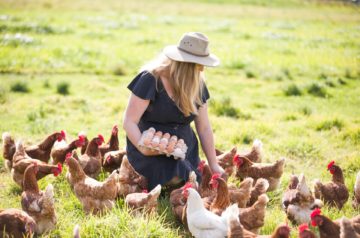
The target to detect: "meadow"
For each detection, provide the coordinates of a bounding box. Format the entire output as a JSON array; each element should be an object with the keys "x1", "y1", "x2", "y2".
[{"x1": 0, "y1": 0, "x2": 359, "y2": 237}]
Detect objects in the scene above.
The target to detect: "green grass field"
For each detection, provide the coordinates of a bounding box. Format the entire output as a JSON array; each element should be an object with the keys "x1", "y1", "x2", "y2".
[{"x1": 0, "y1": 0, "x2": 359, "y2": 237}]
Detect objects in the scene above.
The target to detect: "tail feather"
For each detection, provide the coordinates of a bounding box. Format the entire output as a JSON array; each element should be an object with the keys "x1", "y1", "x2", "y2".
[
  {"x1": 189, "y1": 171, "x2": 197, "y2": 184},
  {"x1": 150, "y1": 184, "x2": 162, "y2": 197},
  {"x1": 2, "y1": 132, "x2": 16, "y2": 160},
  {"x1": 313, "y1": 179, "x2": 322, "y2": 199},
  {"x1": 355, "y1": 171, "x2": 360, "y2": 192},
  {"x1": 255, "y1": 194, "x2": 269, "y2": 208},
  {"x1": 240, "y1": 177, "x2": 254, "y2": 189},
  {"x1": 297, "y1": 174, "x2": 311, "y2": 197},
  {"x1": 15, "y1": 140, "x2": 25, "y2": 153},
  {"x1": 252, "y1": 139, "x2": 262, "y2": 154},
  {"x1": 73, "y1": 224, "x2": 80, "y2": 238},
  {"x1": 255, "y1": 178, "x2": 269, "y2": 192},
  {"x1": 222, "y1": 203, "x2": 239, "y2": 221}
]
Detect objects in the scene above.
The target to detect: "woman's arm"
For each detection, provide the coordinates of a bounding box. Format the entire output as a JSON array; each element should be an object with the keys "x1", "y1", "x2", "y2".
[
  {"x1": 122, "y1": 93, "x2": 160, "y2": 156},
  {"x1": 194, "y1": 103, "x2": 225, "y2": 175}
]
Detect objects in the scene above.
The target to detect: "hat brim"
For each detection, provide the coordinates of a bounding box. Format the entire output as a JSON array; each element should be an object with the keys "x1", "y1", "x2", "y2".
[{"x1": 163, "y1": 45, "x2": 220, "y2": 67}]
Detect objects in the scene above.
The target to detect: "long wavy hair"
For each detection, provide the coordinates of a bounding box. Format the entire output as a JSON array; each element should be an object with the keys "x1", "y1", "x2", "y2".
[{"x1": 140, "y1": 54, "x2": 205, "y2": 117}]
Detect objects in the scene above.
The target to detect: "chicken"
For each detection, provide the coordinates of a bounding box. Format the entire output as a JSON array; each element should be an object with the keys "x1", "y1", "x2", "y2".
[
  {"x1": 217, "y1": 140, "x2": 263, "y2": 178},
  {"x1": 51, "y1": 135, "x2": 86, "y2": 164},
  {"x1": 234, "y1": 156, "x2": 285, "y2": 191},
  {"x1": 314, "y1": 161, "x2": 349, "y2": 209},
  {"x1": 209, "y1": 174, "x2": 231, "y2": 216},
  {"x1": 77, "y1": 135, "x2": 105, "y2": 178},
  {"x1": 73, "y1": 224, "x2": 80, "y2": 238},
  {"x1": 102, "y1": 149, "x2": 127, "y2": 173},
  {"x1": 238, "y1": 139, "x2": 263, "y2": 163},
  {"x1": 117, "y1": 156, "x2": 148, "y2": 197},
  {"x1": 239, "y1": 194, "x2": 269, "y2": 234},
  {"x1": 226, "y1": 204, "x2": 242, "y2": 238},
  {"x1": 230, "y1": 177, "x2": 254, "y2": 208},
  {"x1": 170, "y1": 172, "x2": 198, "y2": 225},
  {"x1": 78, "y1": 131, "x2": 89, "y2": 155},
  {"x1": 284, "y1": 174, "x2": 323, "y2": 225},
  {"x1": 198, "y1": 160, "x2": 214, "y2": 198},
  {"x1": 248, "y1": 178, "x2": 269, "y2": 207},
  {"x1": 3, "y1": 131, "x2": 66, "y2": 165},
  {"x1": 185, "y1": 187, "x2": 239, "y2": 238},
  {"x1": 99, "y1": 125, "x2": 119, "y2": 158},
  {"x1": 353, "y1": 171, "x2": 360, "y2": 209},
  {"x1": 311, "y1": 208, "x2": 340, "y2": 238},
  {"x1": 21, "y1": 163, "x2": 56, "y2": 234},
  {"x1": 217, "y1": 146, "x2": 237, "y2": 176},
  {"x1": 298, "y1": 224, "x2": 317, "y2": 238},
  {"x1": 282, "y1": 174, "x2": 300, "y2": 209},
  {"x1": 125, "y1": 184, "x2": 162, "y2": 214},
  {"x1": 0, "y1": 208, "x2": 37, "y2": 238},
  {"x1": 65, "y1": 153, "x2": 119, "y2": 215},
  {"x1": 11, "y1": 141, "x2": 62, "y2": 188},
  {"x1": 227, "y1": 215, "x2": 291, "y2": 238},
  {"x1": 2, "y1": 132, "x2": 16, "y2": 170},
  {"x1": 340, "y1": 217, "x2": 360, "y2": 238}
]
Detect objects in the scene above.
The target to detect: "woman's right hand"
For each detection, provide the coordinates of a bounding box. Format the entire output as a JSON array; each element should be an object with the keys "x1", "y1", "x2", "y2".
[{"x1": 138, "y1": 146, "x2": 162, "y2": 156}]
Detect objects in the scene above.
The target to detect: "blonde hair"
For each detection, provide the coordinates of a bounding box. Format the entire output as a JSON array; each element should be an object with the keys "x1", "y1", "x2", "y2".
[{"x1": 141, "y1": 54, "x2": 205, "y2": 117}]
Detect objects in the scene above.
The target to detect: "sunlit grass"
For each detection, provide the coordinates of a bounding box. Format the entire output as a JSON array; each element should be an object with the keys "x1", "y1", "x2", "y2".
[{"x1": 0, "y1": 0, "x2": 359, "y2": 237}]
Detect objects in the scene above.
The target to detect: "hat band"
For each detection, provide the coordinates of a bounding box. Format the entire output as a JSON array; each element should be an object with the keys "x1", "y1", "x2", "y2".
[{"x1": 177, "y1": 46, "x2": 210, "y2": 57}]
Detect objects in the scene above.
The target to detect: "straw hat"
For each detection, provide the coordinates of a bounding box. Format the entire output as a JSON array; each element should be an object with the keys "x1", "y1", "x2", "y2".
[{"x1": 163, "y1": 32, "x2": 220, "y2": 67}]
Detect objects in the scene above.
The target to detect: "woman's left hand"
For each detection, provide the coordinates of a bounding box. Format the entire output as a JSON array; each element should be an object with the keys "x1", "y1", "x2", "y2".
[{"x1": 210, "y1": 163, "x2": 227, "y2": 180}]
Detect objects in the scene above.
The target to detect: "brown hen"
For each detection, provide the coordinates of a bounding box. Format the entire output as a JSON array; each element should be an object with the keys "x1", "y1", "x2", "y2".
[
  {"x1": 117, "y1": 156, "x2": 148, "y2": 197},
  {"x1": 65, "y1": 153, "x2": 119, "y2": 215},
  {"x1": 77, "y1": 135, "x2": 104, "y2": 178},
  {"x1": 314, "y1": 161, "x2": 349, "y2": 209},
  {"x1": 234, "y1": 156, "x2": 285, "y2": 191},
  {"x1": 21, "y1": 164, "x2": 57, "y2": 234},
  {"x1": 0, "y1": 208, "x2": 36, "y2": 238}
]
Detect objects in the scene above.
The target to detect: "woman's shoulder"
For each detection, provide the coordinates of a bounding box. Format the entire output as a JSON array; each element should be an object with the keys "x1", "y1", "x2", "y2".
[{"x1": 127, "y1": 70, "x2": 158, "y2": 101}]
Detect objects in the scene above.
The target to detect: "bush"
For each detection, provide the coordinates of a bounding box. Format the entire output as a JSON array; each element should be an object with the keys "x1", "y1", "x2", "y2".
[
  {"x1": 57, "y1": 81, "x2": 70, "y2": 95},
  {"x1": 338, "y1": 78, "x2": 347, "y2": 85},
  {"x1": 0, "y1": 86, "x2": 7, "y2": 104},
  {"x1": 307, "y1": 83, "x2": 328, "y2": 98},
  {"x1": 112, "y1": 64, "x2": 127, "y2": 76},
  {"x1": 316, "y1": 119, "x2": 344, "y2": 131},
  {"x1": 10, "y1": 81, "x2": 30, "y2": 93},
  {"x1": 211, "y1": 97, "x2": 239, "y2": 118},
  {"x1": 300, "y1": 106, "x2": 312, "y2": 116},
  {"x1": 283, "y1": 84, "x2": 302, "y2": 96},
  {"x1": 245, "y1": 70, "x2": 257, "y2": 79}
]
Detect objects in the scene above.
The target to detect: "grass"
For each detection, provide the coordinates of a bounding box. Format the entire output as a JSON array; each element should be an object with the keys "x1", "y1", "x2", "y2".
[{"x1": 0, "y1": 0, "x2": 359, "y2": 237}]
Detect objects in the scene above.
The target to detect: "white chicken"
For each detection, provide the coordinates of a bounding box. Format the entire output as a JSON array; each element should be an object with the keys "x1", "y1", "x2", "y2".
[{"x1": 185, "y1": 187, "x2": 238, "y2": 238}]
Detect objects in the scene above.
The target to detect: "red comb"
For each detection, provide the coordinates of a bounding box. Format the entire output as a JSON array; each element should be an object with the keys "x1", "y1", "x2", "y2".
[
  {"x1": 327, "y1": 161, "x2": 335, "y2": 170},
  {"x1": 98, "y1": 134, "x2": 104, "y2": 142},
  {"x1": 142, "y1": 189, "x2": 148, "y2": 193},
  {"x1": 61, "y1": 130, "x2": 66, "y2": 139},
  {"x1": 298, "y1": 224, "x2": 309, "y2": 233},
  {"x1": 310, "y1": 208, "x2": 321, "y2": 218},
  {"x1": 57, "y1": 163, "x2": 62, "y2": 173},
  {"x1": 106, "y1": 155, "x2": 111, "y2": 162},
  {"x1": 78, "y1": 135, "x2": 85, "y2": 142},
  {"x1": 233, "y1": 154, "x2": 240, "y2": 162},
  {"x1": 211, "y1": 173, "x2": 221, "y2": 180},
  {"x1": 183, "y1": 182, "x2": 193, "y2": 190},
  {"x1": 65, "y1": 153, "x2": 72, "y2": 159}
]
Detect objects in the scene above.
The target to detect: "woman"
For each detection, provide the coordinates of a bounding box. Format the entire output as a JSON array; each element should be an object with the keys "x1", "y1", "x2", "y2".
[{"x1": 122, "y1": 32, "x2": 224, "y2": 191}]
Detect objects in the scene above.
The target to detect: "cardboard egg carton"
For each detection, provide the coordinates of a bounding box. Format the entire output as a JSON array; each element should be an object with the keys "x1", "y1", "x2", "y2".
[{"x1": 138, "y1": 127, "x2": 188, "y2": 160}]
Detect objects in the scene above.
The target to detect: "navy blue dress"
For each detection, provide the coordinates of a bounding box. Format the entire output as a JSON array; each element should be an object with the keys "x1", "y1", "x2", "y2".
[{"x1": 126, "y1": 71, "x2": 210, "y2": 190}]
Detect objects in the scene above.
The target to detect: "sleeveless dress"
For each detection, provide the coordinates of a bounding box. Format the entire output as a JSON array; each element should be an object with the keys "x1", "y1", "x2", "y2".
[{"x1": 126, "y1": 70, "x2": 210, "y2": 190}]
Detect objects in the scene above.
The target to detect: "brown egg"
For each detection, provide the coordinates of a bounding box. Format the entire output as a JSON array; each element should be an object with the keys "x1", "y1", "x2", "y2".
[{"x1": 151, "y1": 131, "x2": 163, "y2": 148}]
